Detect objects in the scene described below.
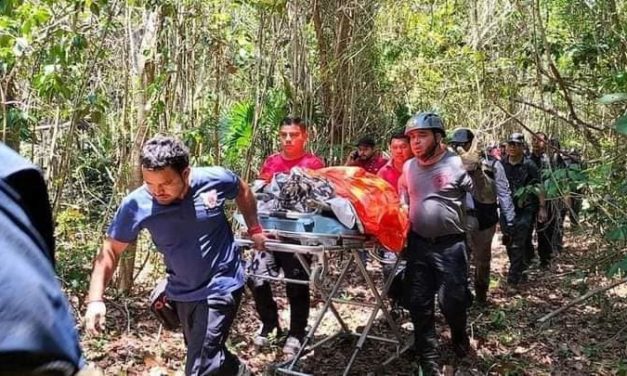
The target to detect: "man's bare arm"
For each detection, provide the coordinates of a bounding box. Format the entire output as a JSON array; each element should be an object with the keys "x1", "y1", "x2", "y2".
[
  {"x1": 87, "y1": 238, "x2": 129, "y2": 303},
  {"x1": 235, "y1": 178, "x2": 266, "y2": 250}
]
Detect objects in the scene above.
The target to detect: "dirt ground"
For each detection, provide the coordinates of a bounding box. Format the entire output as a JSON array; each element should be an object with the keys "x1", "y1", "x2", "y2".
[{"x1": 80, "y1": 226, "x2": 627, "y2": 375}]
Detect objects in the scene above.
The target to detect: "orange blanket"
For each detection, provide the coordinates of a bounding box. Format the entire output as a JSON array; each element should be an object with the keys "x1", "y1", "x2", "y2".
[{"x1": 307, "y1": 167, "x2": 408, "y2": 252}]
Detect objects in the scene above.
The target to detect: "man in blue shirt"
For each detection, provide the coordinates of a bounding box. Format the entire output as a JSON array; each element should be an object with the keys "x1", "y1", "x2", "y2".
[
  {"x1": 0, "y1": 143, "x2": 86, "y2": 376},
  {"x1": 84, "y1": 135, "x2": 265, "y2": 375}
]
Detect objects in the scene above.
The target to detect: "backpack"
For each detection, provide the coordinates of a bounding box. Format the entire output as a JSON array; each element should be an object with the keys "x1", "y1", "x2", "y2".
[
  {"x1": 149, "y1": 279, "x2": 180, "y2": 330},
  {"x1": 472, "y1": 156, "x2": 499, "y2": 205},
  {"x1": 473, "y1": 156, "x2": 500, "y2": 230}
]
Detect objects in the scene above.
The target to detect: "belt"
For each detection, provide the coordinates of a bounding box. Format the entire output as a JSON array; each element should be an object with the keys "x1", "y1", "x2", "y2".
[{"x1": 411, "y1": 232, "x2": 465, "y2": 245}]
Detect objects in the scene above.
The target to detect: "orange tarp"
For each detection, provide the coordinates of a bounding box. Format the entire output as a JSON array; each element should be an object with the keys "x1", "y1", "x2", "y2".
[{"x1": 307, "y1": 167, "x2": 408, "y2": 252}]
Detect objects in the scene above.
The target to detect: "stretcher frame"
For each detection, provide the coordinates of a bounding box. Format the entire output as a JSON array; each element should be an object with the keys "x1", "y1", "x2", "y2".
[{"x1": 236, "y1": 230, "x2": 405, "y2": 376}]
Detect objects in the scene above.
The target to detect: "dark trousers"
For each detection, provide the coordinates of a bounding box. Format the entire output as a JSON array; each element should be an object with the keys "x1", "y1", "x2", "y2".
[
  {"x1": 175, "y1": 288, "x2": 243, "y2": 376},
  {"x1": 403, "y1": 232, "x2": 471, "y2": 370},
  {"x1": 537, "y1": 205, "x2": 566, "y2": 263},
  {"x1": 507, "y1": 208, "x2": 535, "y2": 284},
  {"x1": 250, "y1": 252, "x2": 310, "y2": 339}
]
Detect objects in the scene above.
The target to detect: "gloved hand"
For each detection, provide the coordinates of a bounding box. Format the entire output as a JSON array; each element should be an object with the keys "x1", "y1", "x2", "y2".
[
  {"x1": 85, "y1": 301, "x2": 106, "y2": 335},
  {"x1": 456, "y1": 137, "x2": 481, "y2": 171}
]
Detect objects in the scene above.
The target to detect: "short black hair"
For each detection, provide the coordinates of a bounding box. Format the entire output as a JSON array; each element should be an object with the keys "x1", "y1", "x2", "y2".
[
  {"x1": 281, "y1": 116, "x2": 307, "y2": 132},
  {"x1": 389, "y1": 131, "x2": 409, "y2": 144},
  {"x1": 141, "y1": 135, "x2": 190, "y2": 173},
  {"x1": 534, "y1": 131, "x2": 547, "y2": 140},
  {"x1": 356, "y1": 135, "x2": 376, "y2": 148}
]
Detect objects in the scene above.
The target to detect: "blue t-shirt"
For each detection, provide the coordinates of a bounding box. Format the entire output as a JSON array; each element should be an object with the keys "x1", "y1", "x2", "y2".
[
  {"x1": 108, "y1": 167, "x2": 244, "y2": 302},
  {"x1": 0, "y1": 179, "x2": 83, "y2": 370}
]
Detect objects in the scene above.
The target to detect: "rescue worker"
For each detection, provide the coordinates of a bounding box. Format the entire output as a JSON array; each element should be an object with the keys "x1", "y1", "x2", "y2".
[
  {"x1": 0, "y1": 143, "x2": 88, "y2": 376},
  {"x1": 539, "y1": 137, "x2": 568, "y2": 259},
  {"x1": 0, "y1": 143, "x2": 55, "y2": 265},
  {"x1": 502, "y1": 133, "x2": 547, "y2": 285},
  {"x1": 450, "y1": 129, "x2": 516, "y2": 304},
  {"x1": 345, "y1": 135, "x2": 388, "y2": 174},
  {"x1": 84, "y1": 135, "x2": 262, "y2": 375},
  {"x1": 377, "y1": 131, "x2": 413, "y2": 308},
  {"x1": 527, "y1": 132, "x2": 548, "y2": 265},
  {"x1": 252, "y1": 117, "x2": 325, "y2": 356},
  {"x1": 377, "y1": 131, "x2": 413, "y2": 191},
  {"x1": 399, "y1": 112, "x2": 484, "y2": 374}
]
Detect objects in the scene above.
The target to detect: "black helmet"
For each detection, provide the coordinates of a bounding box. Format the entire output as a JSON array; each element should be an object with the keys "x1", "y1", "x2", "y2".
[
  {"x1": 451, "y1": 128, "x2": 475, "y2": 144},
  {"x1": 404, "y1": 112, "x2": 445, "y2": 136},
  {"x1": 508, "y1": 132, "x2": 525, "y2": 144}
]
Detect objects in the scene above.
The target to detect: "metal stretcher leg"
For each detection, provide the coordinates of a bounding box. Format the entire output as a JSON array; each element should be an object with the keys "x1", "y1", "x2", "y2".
[
  {"x1": 284, "y1": 255, "x2": 354, "y2": 372},
  {"x1": 294, "y1": 253, "x2": 350, "y2": 334},
  {"x1": 341, "y1": 249, "x2": 404, "y2": 376}
]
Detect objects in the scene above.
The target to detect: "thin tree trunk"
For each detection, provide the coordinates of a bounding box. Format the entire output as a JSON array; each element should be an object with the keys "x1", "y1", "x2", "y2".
[{"x1": 115, "y1": 7, "x2": 162, "y2": 294}]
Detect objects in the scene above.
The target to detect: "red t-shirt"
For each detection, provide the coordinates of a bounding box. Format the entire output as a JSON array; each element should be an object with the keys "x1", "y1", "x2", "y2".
[
  {"x1": 377, "y1": 160, "x2": 403, "y2": 193},
  {"x1": 352, "y1": 154, "x2": 388, "y2": 174},
  {"x1": 258, "y1": 152, "x2": 325, "y2": 181}
]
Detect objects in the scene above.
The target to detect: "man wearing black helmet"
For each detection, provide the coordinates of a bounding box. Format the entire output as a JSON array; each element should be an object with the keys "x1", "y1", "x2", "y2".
[
  {"x1": 450, "y1": 128, "x2": 516, "y2": 304},
  {"x1": 502, "y1": 133, "x2": 547, "y2": 285},
  {"x1": 398, "y1": 113, "x2": 486, "y2": 375}
]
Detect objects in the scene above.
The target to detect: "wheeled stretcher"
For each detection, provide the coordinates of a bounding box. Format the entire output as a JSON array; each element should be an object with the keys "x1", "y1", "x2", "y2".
[{"x1": 236, "y1": 211, "x2": 405, "y2": 375}]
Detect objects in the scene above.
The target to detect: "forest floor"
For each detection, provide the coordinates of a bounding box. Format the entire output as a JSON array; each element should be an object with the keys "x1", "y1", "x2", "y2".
[{"x1": 81, "y1": 225, "x2": 627, "y2": 375}]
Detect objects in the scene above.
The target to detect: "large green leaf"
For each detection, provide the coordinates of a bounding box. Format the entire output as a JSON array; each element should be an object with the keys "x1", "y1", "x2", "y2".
[
  {"x1": 615, "y1": 115, "x2": 627, "y2": 136},
  {"x1": 607, "y1": 256, "x2": 627, "y2": 277},
  {"x1": 598, "y1": 93, "x2": 627, "y2": 105}
]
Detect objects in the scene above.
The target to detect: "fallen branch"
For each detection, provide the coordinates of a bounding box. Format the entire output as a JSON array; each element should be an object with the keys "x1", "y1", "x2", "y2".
[
  {"x1": 601, "y1": 324, "x2": 627, "y2": 349},
  {"x1": 538, "y1": 276, "x2": 627, "y2": 323}
]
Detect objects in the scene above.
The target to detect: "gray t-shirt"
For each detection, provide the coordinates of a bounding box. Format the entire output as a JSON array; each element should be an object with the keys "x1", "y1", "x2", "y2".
[{"x1": 401, "y1": 150, "x2": 473, "y2": 237}]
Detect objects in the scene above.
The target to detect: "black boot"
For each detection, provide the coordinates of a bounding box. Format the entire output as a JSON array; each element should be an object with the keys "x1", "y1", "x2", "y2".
[{"x1": 451, "y1": 333, "x2": 470, "y2": 358}]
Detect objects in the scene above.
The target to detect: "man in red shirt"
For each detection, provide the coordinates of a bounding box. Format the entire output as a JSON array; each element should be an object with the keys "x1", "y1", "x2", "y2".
[
  {"x1": 258, "y1": 119, "x2": 324, "y2": 181},
  {"x1": 252, "y1": 117, "x2": 325, "y2": 357},
  {"x1": 345, "y1": 135, "x2": 388, "y2": 174},
  {"x1": 377, "y1": 131, "x2": 413, "y2": 192},
  {"x1": 376, "y1": 131, "x2": 412, "y2": 310}
]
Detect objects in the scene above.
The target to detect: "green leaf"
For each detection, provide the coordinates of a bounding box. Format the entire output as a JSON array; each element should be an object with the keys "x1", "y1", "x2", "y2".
[
  {"x1": 598, "y1": 93, "x2": 627, "y2": 105},
  {"x1": 615, "y1": 115, "x2": 627, "y2": 136},
  {"x1": 607, "y1": 256, "x2": 627, "y2": 277},
  {"x1": 606, "y1": 225, "x2": 627, "y2": 241}
]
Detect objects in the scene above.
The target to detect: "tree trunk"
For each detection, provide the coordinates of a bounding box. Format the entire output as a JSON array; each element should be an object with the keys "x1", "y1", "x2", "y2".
[
  {"x1": 1, "y1": 81, "x2": 20, "y2": 151},
  {"x1": 115, "y1": 7, "x2": 162, "y2": 294}
]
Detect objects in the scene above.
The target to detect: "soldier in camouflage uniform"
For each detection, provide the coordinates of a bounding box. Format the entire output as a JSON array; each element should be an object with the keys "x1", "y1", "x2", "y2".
[{"x1": 451, "y1": 129, "x2": 515, "y2": 303}]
